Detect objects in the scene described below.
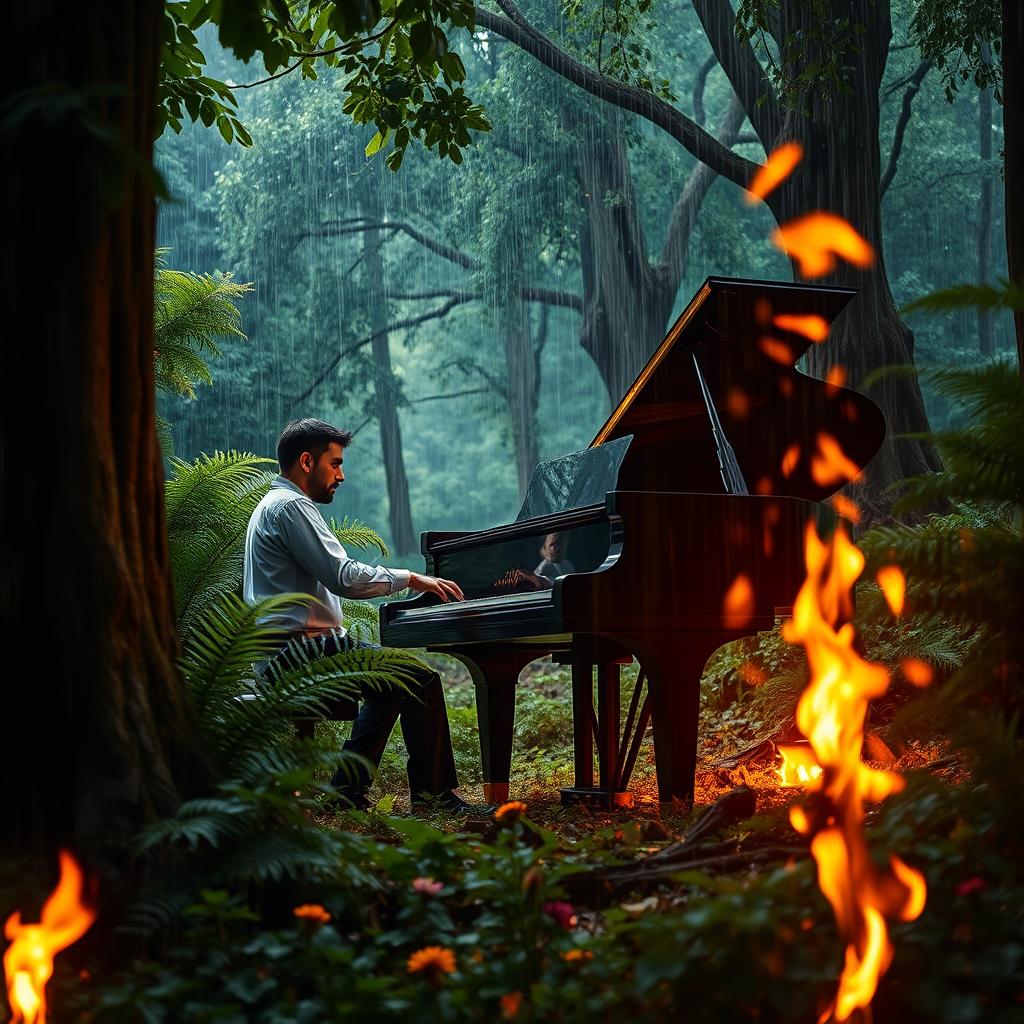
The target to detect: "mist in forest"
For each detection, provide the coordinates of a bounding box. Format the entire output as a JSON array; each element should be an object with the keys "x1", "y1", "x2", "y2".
[{"x1": 156, "y1": 1, "x2": 1012, "y2": 560}]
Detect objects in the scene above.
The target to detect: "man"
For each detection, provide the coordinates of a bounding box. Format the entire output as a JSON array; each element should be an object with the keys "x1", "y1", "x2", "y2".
[
  {"x1": 243, "y1": 417, "x2": 483, "y2": 814},
  {"x1": 533, "y1": 531, "x2": 576, "y2": 583}
]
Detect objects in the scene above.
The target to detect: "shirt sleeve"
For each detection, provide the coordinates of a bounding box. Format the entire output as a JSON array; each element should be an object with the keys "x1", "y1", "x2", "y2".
[{"x1": 277, "y1": 500, "x2": 411, "y2": 598}]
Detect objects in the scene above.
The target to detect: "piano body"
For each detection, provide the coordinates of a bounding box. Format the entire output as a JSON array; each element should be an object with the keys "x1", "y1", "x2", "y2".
[{"x1": 380, "y1": 277, "x2": 885, "y2": 807}]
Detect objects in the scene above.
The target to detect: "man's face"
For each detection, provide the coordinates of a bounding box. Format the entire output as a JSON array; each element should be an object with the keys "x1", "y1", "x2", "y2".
[
  {"x1": 541, "y1": 533, "x2": 566, "y2": 562},
  {"x1": 304, "y1": 442, "x2": 345, "y2": 503}
]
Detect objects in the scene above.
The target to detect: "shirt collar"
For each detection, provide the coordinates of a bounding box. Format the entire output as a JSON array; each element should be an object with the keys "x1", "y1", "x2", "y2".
[{"x1": 272, "y1": 475, "x2": 308, "y2": 498}]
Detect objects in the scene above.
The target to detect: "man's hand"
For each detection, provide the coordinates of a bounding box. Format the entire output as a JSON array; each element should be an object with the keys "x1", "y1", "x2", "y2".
[{"x1": 409, "y1": 572, "x2": 465, "y2": 602}]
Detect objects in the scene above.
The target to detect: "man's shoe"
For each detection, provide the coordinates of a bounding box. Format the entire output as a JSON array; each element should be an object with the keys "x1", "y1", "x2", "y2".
[
  {"x1": 327, "y1": 788, "x2": 372, "y2": 812},
  {"x1": 411, "y1": 791, "x2": 498, "y2": 816}
]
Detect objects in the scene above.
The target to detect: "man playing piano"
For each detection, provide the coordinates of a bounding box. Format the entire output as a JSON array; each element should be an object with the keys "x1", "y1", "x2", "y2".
[{"x1": 243, "y1": 417, "x2": 488, "y2": 814}]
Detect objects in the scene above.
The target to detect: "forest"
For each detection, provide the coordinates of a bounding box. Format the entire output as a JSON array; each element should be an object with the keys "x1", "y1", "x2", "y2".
[{"x1": 1, "y1": 1, "x2": 1021, "y2": 1022}]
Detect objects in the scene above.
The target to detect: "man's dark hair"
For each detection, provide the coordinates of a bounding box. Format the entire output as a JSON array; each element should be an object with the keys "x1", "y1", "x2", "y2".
[{"x1": 276, "y1": 418, "x2": 352, "y2": 472}]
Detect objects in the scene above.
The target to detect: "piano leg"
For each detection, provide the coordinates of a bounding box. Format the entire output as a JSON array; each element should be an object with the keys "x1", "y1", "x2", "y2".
[
  {"x1": 443, "y1": 645, "x2": 550, "y2": 805},
  {"x1": 571, "y1": 658, "x2": 594, "y2": 789},
  {"x1": 639, "y1": 633, "x2": 734, "y2": 807}
]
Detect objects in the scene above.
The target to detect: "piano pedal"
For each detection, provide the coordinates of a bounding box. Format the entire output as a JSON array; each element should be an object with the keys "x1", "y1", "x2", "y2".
[{"x1": 559, "y1": 787, "x2": 634, "y2": 810}]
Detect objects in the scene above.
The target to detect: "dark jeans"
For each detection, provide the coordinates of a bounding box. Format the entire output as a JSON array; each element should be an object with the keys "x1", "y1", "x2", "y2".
[{"x1": 263, "y1": 628, "x2": 459, "y2": 801}]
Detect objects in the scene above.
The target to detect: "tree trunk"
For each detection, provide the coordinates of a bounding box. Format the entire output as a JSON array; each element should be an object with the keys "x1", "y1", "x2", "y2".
[
  {"x1": 1, "y1": 2, "x2": 209, "y2": 860},
  {"x1": 978, "y1": 81, "x2": 993, "y2": 357},
  {"x1": 575, "y1": 115, "x2": 676, "y2": 402},
  {"x1": 1004, "y1": 0, "x2": 1023, "y2": 370},
  {"x1": 360, "y1": 191, "x2": 417, "y2": 555},
  {"x1": 764, "y1": 1, "x2": 941, "y2": 517},
  {"x1": 502, "y1": 294, "x2": 540, "y2": 498}
]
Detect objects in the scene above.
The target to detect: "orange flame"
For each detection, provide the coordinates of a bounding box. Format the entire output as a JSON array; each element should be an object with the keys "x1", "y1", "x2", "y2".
[
  {"x1": 722, "y1": 573, "x2": 755, "y2": 628},
  {"x1": 781, "y1": 443, "x2": 801, "y2": 478},
  {"x1": 784, "y1": 524, "x2": 925, "y2": 1022},
  {"x1": 830, "y1": 494, "x2": 861, "y2": 524},
  {"x1": 876, "y1": 566, "x2": 906, "y2": 616},
  {"x1": 4, "y1": 851, "x2": 95, "y2": 1024},
  {"x1": 825, "y1": 365, "x2": 847, "y2": 396},
  {"x1": 759, "y1": 336, "x2": 795, "y2": 365},
  {"x1": 771, "y1": 213, "x2": 875, "y2": 279},
  {"x1": 811, "y1": 433, "x2": 861, "y2": 487},
  {"x1": 776, "y1": 743, "x2": 823, "y2": 786},
  {"x1": 746, "y1": 142, "x2": 803, "y2": 203},
  {"x1": 900, "y1": 658, "x2": 933, "y2": 687},
  {"x1": 773, "y1": 313, "x2": 830, "y2": 342}
]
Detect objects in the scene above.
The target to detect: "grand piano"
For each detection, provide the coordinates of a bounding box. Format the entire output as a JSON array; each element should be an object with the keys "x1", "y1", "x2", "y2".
[{"x1": 380, "y1": 277, "x2": 885, "y2": 806}]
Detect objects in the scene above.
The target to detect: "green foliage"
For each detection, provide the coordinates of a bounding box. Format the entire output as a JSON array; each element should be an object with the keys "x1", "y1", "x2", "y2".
[
  {"x1": 734, "y1": 0, "x2": 866, "y2": 109},
  {"x1": 165, "y1": 450, "x2": 277, "y2": 634},
  {"x1": 160, "y1": 0, "x2": 491, "y2": 168},
  {"x1": 857, "y1": 364, "x2": 1023, "y2": 813},
  {"x1": 154, "y1": 257, "x2": 253, "y2": 400},
  {"x1": 900, "y1": 278, "x2": 1024, "y2": 318},
  {"x1": 910, "y1": 0, "x2": 1002, "y2": 100}
]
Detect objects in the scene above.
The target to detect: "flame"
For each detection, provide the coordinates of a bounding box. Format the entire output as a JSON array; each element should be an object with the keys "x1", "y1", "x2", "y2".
[
  {"x1": 726, "y1": 387, "x2": 750, "y2": 418},
  {"x1": 722, "y1": 573, "x2": 755, "y2": 627},
  {"x1": 830, "y1": 494, "x2": 861, "y2": 525},
  {"x1": 746, "y1": 142, "x2": 804, "y2": 203},
  {"x1": 825, "y1": 365, "x2": 847, "y2": 396},
  {"x1": 784, "y1": 524, "x2": 925, "y2": 1022},
  {"x1": 772, "y1": 213, "x2": 874, "y2": 279},
  {"x1": 759, "y1": 336, "x2": 795, "y2": 365},
  {"x1": 4, "y1": 851, "x2": 95, "y2": 1024},
  {"x1": 876, "y1": 566, "x2": 906, "y2": 616},
  {"x1": 900, "y1": 658, "x2": 933, "y2": 687},
  {"x1": 811, "y1": 433, "x2": 861, "y2": 487},
  {"x1": 776, "y1": 743, "x2": 823, "y2": 786},
  {"x1": 781, "y1": 444, "x2": 801, "y2": 478},
  {"x1": 773, "y1": 313, "x2": 830, "y2": 342}
]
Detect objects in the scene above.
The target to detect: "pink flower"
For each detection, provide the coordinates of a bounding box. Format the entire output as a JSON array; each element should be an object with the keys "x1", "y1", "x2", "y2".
[
  {"x1": 956, "y1": 876, "x2": 986, "y2": 897},
  {"x1": 412, "y1": 876, "x2": 444, "y2": 896},
  {"x1": 543, "y1": 901, "x2": 578, "y2": 929}
]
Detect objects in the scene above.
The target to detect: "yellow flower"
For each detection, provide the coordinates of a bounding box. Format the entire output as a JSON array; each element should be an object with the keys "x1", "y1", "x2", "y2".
[
  {"x1": 500, "y1": 991, "x2": 523, "y2": 1019},
  {"x1": 407, "y1": 946, "x2": 457, "y2": 976},
  {"x1": 494, "y1": 800, "x2": 528, "y2": 824},
  {"x1": 292, "y1": 904, "x2": 331, "y2": 924},
  {"x1": 561, "y1": 948, "x2": 594, "y2": 962}
]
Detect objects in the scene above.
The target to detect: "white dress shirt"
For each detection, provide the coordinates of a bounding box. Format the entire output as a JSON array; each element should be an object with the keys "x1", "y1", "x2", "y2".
[{"x1": 243, "y1": 475, "x2": 411, "y2": 635}]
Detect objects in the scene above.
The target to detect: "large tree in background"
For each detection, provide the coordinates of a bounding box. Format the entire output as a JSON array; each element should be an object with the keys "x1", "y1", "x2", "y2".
[{"x1": 476, "y1": 0, "x2": 946, "y2": 515}]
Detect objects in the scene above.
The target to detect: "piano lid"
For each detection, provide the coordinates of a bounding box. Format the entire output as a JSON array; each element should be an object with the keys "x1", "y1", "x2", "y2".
[{"x1": 590, "y1": 276, "x2": 886, "y2": 503}]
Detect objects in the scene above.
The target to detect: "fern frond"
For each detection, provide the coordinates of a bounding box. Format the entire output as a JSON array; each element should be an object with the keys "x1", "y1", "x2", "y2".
[
  {"x1": 900, "y1": 278, "x2": 1024, "y2": 316},
  {"x1": 165, "y1": 451, "x2": 277, "y2": 631},
  {"x1": 328, "y1": 516, "x2": 389, "y2": 557},
  {"x1": 154, "y1": 267, "x2": 253, "y2": 400}
]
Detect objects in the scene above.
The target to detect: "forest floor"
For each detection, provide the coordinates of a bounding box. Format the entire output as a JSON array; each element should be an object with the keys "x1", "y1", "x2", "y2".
[{"x1": 316, "y1": 652, "x2": 951, "y2": 848}]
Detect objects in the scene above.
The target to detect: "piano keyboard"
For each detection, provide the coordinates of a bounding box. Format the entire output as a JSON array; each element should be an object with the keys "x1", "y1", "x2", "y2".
[{"x1": 394, "y1": 590, "x2": 553, "y2": 618}]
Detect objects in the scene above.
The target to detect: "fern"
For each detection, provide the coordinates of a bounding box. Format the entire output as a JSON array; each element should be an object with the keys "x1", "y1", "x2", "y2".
[
  {"x1": 164, "y1": 451, "x2": 277, "y2": 633},
  {"x1": 328, "y1": 516, "x2": 389, "y2": 558},
  {"x1": 154, "y1": 262, "x2": 253, "y2": 400},
  {"x1": 900, "y1": 277, "x2": 1024, "y2": 316}
]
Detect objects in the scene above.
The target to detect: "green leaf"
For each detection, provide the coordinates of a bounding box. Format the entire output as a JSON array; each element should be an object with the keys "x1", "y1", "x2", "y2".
[{"x1": 364, "y1": 128, "x2": 388, "y2": 156}]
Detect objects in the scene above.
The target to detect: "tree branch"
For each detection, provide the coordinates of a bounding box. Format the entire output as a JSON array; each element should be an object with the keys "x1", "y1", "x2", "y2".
[
  {"x1": 691, "y1": 0, "x2": 779, "y2": 144},
  {"x1": 881, "y1": 60, "x2": 932, "y2": 197},
  {"x1": 297, "y1": 218, "x2": 476, "y2": 269},
  {"x1": 235, "y1": 20, "x2": 399, "y2": 89},
  {"x1": 520, "y1": 286, "x2": 583, "y2": 312},
  {"x1": 290, "y1": 294, "x2": 474, "y2": 407},
  {"x1": 474, "y1": 4, "x2": 757, "y2": 189},
  {"x1": 658, "y1": 93, "x2": 746, "y2": 281},
  {"x1": 411, "y1": 387, "x2": 490, "y2": 403},
  {"x1": 693, "y1": 54, "x2": 717, "y2": 126}
]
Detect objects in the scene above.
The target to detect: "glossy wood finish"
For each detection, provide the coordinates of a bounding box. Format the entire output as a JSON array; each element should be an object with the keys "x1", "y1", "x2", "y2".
[{"x1": 379, "y1": 277, "x2": 885, "y2": 806}]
